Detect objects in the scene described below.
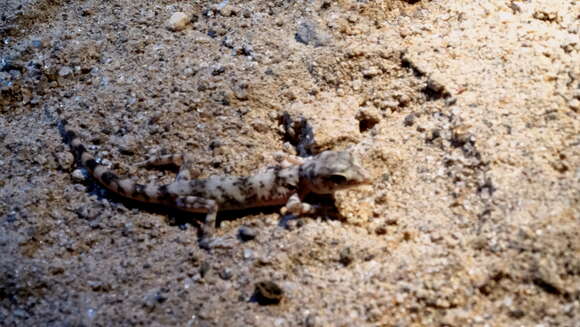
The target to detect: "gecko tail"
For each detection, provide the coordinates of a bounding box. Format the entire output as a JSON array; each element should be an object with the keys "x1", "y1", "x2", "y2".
[
  {"x1": 59, "y1": 119, "x2": 97, "y2": 171},
  {"x1": 58, "y1": 120, "x2": 171, "y2": 203}
]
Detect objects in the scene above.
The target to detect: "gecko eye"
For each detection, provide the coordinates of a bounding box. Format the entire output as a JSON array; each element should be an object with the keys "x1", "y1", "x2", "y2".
[{"x1": 327, "y1": 174, "x2": 347, "y2": 184}]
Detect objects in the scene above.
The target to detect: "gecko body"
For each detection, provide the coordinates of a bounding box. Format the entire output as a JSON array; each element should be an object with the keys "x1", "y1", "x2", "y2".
[{"x1": 61, "y1": 121, "x2": 370, "y2": 236}]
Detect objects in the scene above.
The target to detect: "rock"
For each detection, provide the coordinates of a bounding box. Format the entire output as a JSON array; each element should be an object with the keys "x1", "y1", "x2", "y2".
[
  {"x1": 167, "y1": 12, "x2": 191, "y2": 32},
  {"x1": 295, "y1": 21, "x2": 330, "y2": 47}
]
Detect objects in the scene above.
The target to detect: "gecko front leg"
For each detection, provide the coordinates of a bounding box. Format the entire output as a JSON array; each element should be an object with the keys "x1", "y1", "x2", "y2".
[
  {"x1": 269, "y1": 151, "x2": 305, "y2": 168},
  {"x1": 175, "y1": 154, "x2": 195, "y2": 181},
  {"x1": 175, "y1": 196, "x2": 218, "y2": 237}
]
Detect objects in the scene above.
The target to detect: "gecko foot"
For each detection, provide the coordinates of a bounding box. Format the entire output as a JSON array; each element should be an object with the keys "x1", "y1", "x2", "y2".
[{"x1": 280, "y1": 193, "x2": 317, "y2": 216}]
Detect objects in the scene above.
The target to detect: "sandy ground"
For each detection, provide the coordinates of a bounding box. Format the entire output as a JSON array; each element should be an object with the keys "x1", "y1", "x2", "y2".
[{"x1": 1, "y1": 0, "x2": 578, "y2": 325}]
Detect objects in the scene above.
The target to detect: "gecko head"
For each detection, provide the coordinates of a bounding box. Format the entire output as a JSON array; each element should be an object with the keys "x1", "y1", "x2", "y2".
[{"x1": 302, "y1": 151, "x2": 371, "y2": 194}]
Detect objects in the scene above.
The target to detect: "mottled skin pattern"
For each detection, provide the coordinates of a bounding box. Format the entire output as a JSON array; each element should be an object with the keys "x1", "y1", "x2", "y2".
[{"x1": 61, "y1": 121, "x2": 371, "y2": 237}]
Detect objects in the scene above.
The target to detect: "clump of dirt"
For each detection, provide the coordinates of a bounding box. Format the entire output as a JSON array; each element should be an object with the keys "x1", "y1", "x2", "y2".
[{"x1": 1, "y1": 0, "x2": 578, "y2": 325}]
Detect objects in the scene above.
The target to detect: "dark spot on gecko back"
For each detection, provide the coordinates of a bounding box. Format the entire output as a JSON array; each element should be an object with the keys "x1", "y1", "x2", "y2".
[
  {"x1": 133, "y1": 184, "x2": 149, "y2": 200},
  {"x1": 272, "y1": 166, "x2": 285, "y2": 185},
  {"x1": 85, "y1": 159, "x2": 98, "y2": 170},
  {"x1": 237, "y1": 177, "x2": 252, "y2": 192},
  {"x1": 236, "y1": 177, "x2": 259, "y2": 206},
  {"x1": 189, "y1": 180, "x2": 208, "y2": 197},
  {"x1": 101, "y1": 171, "x2": 119, "y2": 185},
  {"x1": 74, "y1": 144, "x2": 87, "y2": 158},
  {"x1": 158, "y1": 185, "x2": 170, "y2": 199},
  {"x1": 64, "y1": 130, "x2": 77, "y2": 143}
]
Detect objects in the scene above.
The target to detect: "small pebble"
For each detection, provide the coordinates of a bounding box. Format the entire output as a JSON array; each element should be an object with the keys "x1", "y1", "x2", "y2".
[
  {"x1": 219, "y1": 268, "x2": 233, "y2": 280},
  {"x1": 58, "y1": 66, "x2": 73, "y2": 77},
  {"x1": 254, "y1": 281, "x2": 284, "y2": 305},
  {"x1": 362, "y1": 66, "x2": 381, "y2": 78},
  {"x1": 356, "y1": 107, "x2": 381, "y2": 132},
  {"x1": 75, "y1": 204, "x2": 101, "y2": 221},
  {"x1": 238, "y1": 226, "x2": 257, "y2": 241},
  {"x1": 251, "y1": 119, "x2": 269, "y2": 133},
  {"x1": 143, "y1": 291, "x2": 167, "y2": 311},
  {"x1": 403, "y1": 113, "x2": 416, "y2": 126},
  {"x1": 295, "y1": 21, "x2": 330, "y2": 47},
  {"x1": 568, "y1": 98, "x2": 579, "y2": 111},
  {"x1": 426, "y1": 78, "x2": 448, "y2": 97},
  {"x1": 73, "y1": 184, "x2": 87, "y2": 193},
  {"x1": 167, "y1": 12, "x2": 191, "y2": 32},
  {"x1": 199, "y1": 261, "x2": 210, "y2": 278},
  {"x1": 305, "y1": 314, "x2": 320, "y2": 327},
  {"x1": 243, "y1": 248, "x2": 254, "y2": 259},
  {"x1": 111, "y1": 135, "x2": 137, "y2": 155},
  {"x1": 339, "y1": 247, "x2": 354, "y2": 266},
  {"x1": 31, "y1": 40, "x2": 43, "y2": 49},
  {"x1": 233, "y1": 84, "x2": 248, "y2": 100},
  {"x1": 397, "y1": 94, "x2": 411, "y2": 106},
  {"x1": 86, "y1": 308, "x2": 97, "y2": 320},
  {"x1": 71, "y1": 168, "x2": 88, "y2": 183},
  {"x1": 54, "y1": 151, "x2": 74, "y2": 169},
  {"x1": 219, "y1": 5, "x2": 236, "y2": 17}
]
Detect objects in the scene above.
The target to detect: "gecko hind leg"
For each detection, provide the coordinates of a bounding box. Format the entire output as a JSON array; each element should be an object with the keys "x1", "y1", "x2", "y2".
[
  {"x1": 175, "y1": 154, "x2": 196, "y2": 181},
  {"x1": 135, "y1": 154, "x2": 180, "y2": 167},
  {"x1": 175, "y1": 196, "x2": 218, "y2": 237},
  {"x1": 135, "y1": 153, "x2": 199, "y2": 181},
  {"x1": 135, "y1": 153, "x2": 190, "y2": 168}
]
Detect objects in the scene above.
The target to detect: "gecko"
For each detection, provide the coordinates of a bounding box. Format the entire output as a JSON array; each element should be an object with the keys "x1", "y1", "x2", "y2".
[{"x1": 60, "y1": 120, "x2": 371, "y2": 238}]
